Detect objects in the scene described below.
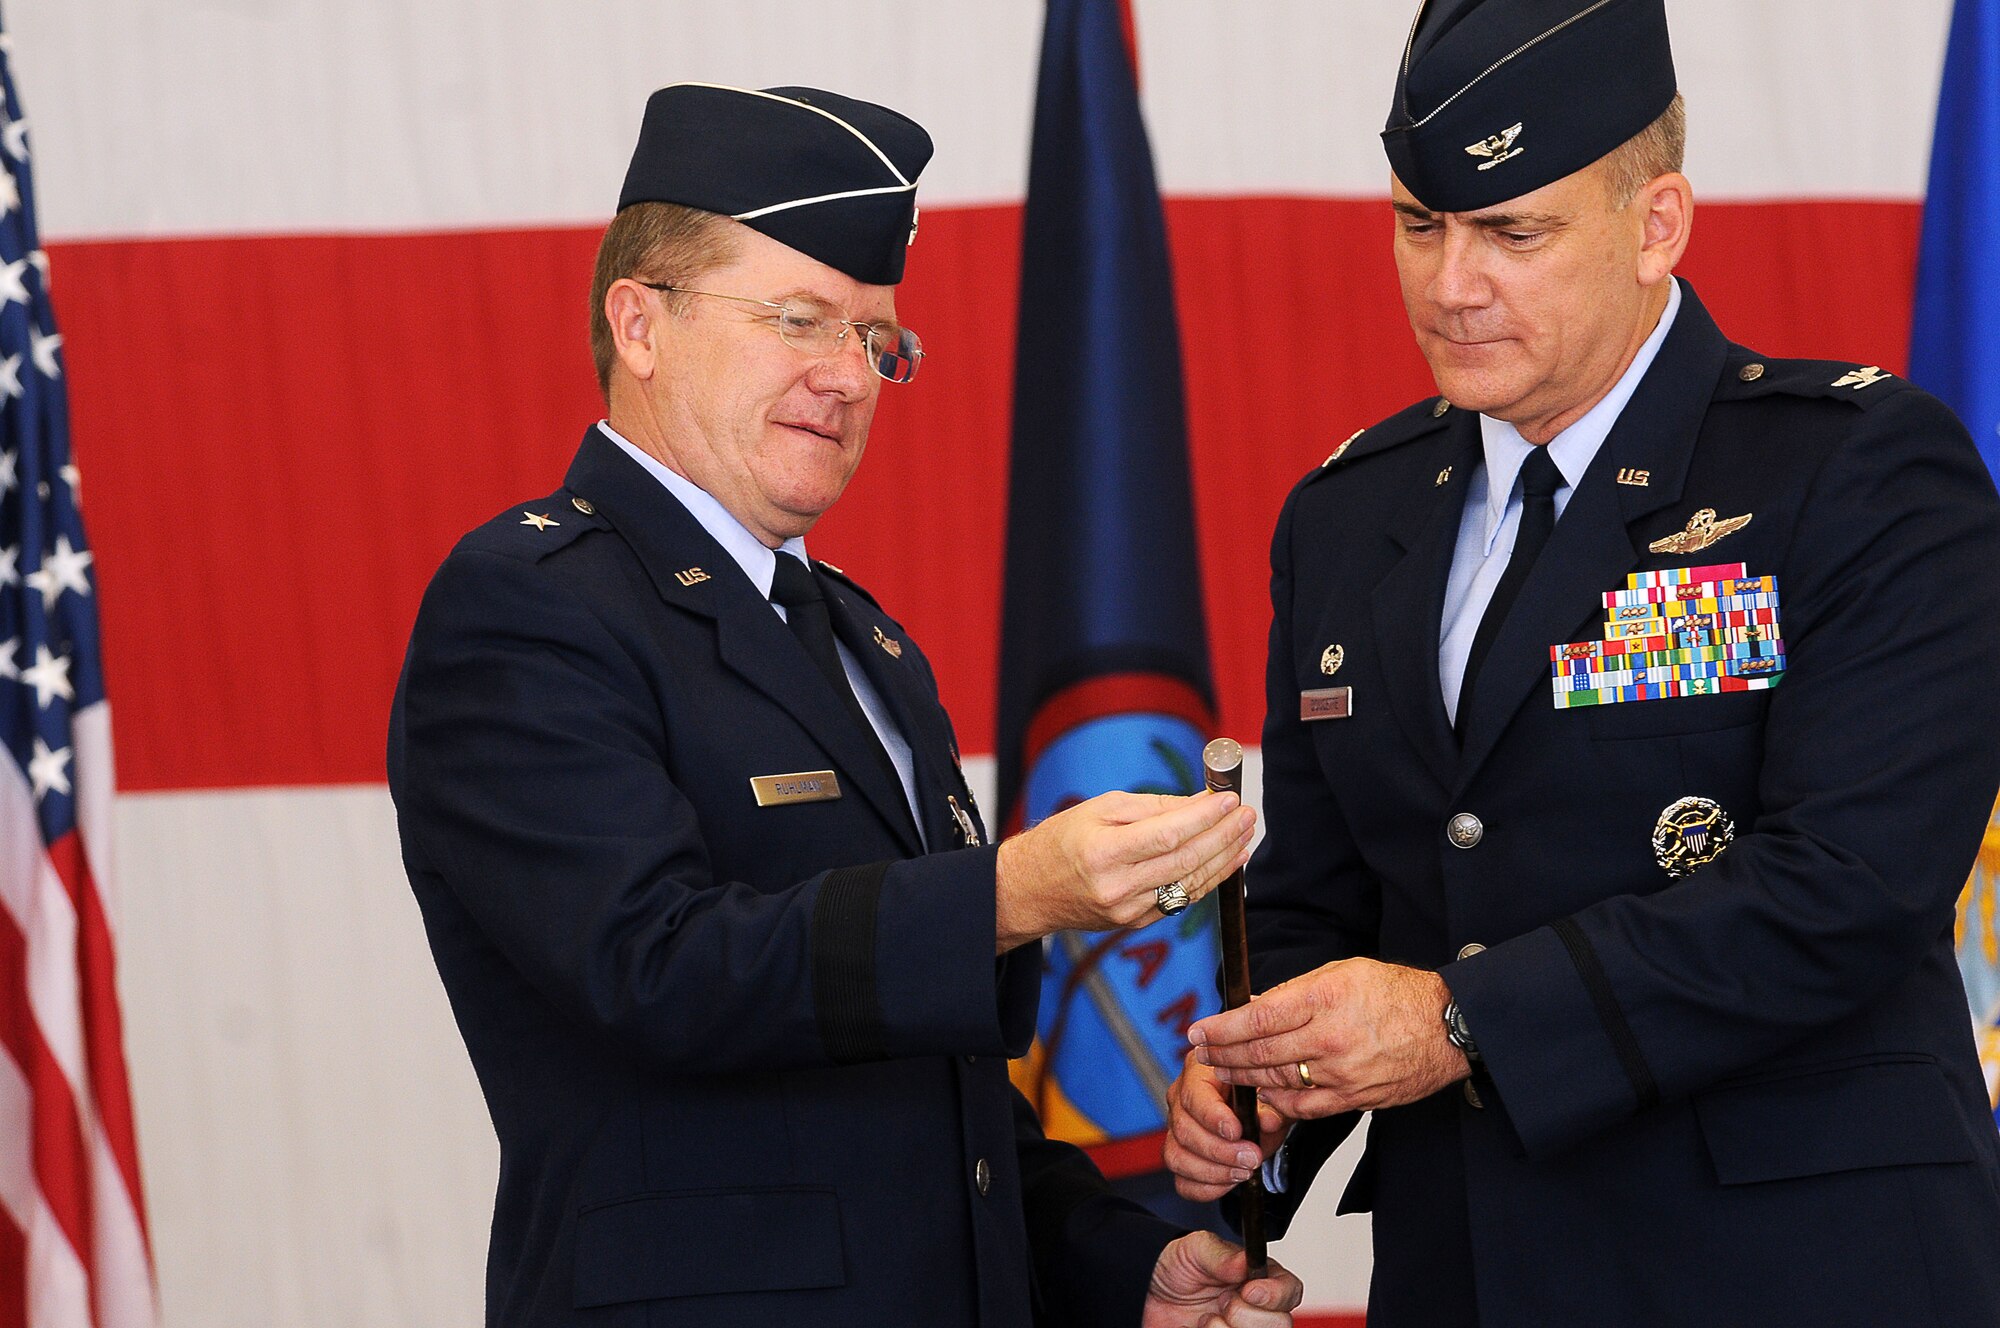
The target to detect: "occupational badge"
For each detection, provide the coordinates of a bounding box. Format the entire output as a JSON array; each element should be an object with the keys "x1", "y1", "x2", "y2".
[
  {"x1": 873, "y1": 625, "x2": 904, "y2": 659},
  {"x1": 947, "y1": 793, "x2": 981, "y2": 847},
  {"x1": 1651, "y1": 796, "x2": 1736, "y2": 879},
  {"x1": 1648, "y1": 508, "x2": 1753, "y2": 556},
  {"x1": 1320, "y1": 644, "x2": 1345, "y2": 676}
]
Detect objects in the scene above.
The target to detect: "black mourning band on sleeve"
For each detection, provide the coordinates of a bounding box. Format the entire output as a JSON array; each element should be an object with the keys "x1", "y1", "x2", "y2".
[
  {"x1": 1551, "y1": 916, "x2": 1660, "y2": 1113},
  {"x1": 812, "y1": 862, "x2": 891, "y2": 1064}
]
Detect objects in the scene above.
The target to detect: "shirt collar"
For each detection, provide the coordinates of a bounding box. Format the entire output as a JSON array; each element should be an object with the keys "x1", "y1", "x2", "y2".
[
  {"x1": 1476, "y1": 276, "x2": 1683, "y2": 536},
  {"x1": 596, "y1": 421, "x2": 810, "y2": 597}
]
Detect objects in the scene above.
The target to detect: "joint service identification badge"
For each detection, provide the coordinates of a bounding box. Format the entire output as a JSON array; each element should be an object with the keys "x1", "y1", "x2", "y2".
[{"x1": 1652, "y1": 796, "x2": 1735, "y2": 878}]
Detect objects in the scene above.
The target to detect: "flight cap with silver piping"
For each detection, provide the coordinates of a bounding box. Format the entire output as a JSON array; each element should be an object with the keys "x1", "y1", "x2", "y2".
[
  {"x1": 618, "y1": 83, "x2": 934, "y2": 285},
  {"x1": 1383, "y1": 0, "x2": 1677, "y2": 213}
]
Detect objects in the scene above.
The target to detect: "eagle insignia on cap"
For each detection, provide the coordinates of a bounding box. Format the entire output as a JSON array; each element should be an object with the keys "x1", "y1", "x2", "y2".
[{"x1": 1465, "y1": 123, "x2": 1525, "y2": 171}]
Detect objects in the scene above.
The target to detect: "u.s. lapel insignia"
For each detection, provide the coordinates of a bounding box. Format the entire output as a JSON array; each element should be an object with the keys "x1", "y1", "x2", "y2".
[
  {"x1": 947, "y1": 794, "x2": 981, "y2": 847},
  {"x1": 873, "y1": 625, "x2": 904, "y2": 659},
  {"x1": 1833, "y1": 365, "x2": 1890, "y2": 391},
  {"x1": 1616, "y1": 468, "x2": 1651, "y2": 487},
  {"x1": 1320, "y1": 644, "x2": 1345, "y2": 676},
  {"x1": 1648, "y1": 508, "x2": 1753, "y2": 556},
  {"x1": 1435, "y1": 466, "x2": 1454, "y2": 487},
  {"x1": 1652, "y1": 796, "x2": 1735, "y2": 878},
  {"x1": 520, "y1": 511, "x2": 560, "y2": 531},
  {"x1": 674, "y1": 567, "x2": 711, "y2": 587},
  {"x1": 1323, "y1": 429, "x2": 1365, "y2": 468},
  {"x1": 1465, "y1": 122, "x2": 1525, "y2": 171}
]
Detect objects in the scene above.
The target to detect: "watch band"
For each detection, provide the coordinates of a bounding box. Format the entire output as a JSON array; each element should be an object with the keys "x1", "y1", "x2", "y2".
[{"x1": 1443, "y1": 999, "x2": 1481, "y2": 1064}]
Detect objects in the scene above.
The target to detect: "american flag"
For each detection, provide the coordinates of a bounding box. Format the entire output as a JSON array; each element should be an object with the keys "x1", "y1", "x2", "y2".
[{"x1": 0, "y1": 15, "x2": 159, "y2": 1328}]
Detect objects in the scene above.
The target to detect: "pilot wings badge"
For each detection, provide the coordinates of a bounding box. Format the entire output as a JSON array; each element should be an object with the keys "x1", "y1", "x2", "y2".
[
  {"x1": 1466, "y1": 123, "x2": 1525, "y2": 171},
  {"x1": 1649, "y1": 508, "x2": 1753, "y2": 556}
]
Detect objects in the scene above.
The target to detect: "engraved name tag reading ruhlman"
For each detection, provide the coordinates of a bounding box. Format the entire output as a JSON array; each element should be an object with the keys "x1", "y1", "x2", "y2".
[
  {"x1": 750, "y1": 771, "x2": 843, "y2": 806},
  {"x1": 1300, "y1": 687, "x2": 1353, "y2": 722}
]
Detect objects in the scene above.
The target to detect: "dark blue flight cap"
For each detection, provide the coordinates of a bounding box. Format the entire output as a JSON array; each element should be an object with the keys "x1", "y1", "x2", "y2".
[
  {"x1": 1383, "y1": 0, "x2": 1677, "y2": 212},
  {"x1": 618, "y1": 83, "x2": 934, "y2": 285}
]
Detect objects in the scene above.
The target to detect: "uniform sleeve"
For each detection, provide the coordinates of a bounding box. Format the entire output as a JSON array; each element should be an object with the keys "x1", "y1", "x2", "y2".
[
  {"x1": 1448, "y1": 390, "x2": 2000, "y2": 1157},
  {"x1": 1011, "y1": 1087, "x2": 1179, "y2": 1327},
  {"x1": 1246, "y1": 483, "x2": 1385, "y2": 988},
  {"x1": 394, "y1": 547, "x2": 1022, "y2": 1074}
]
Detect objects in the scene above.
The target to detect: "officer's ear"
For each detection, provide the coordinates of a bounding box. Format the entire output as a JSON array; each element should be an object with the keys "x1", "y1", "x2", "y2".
[
  {"x1": 605, "y1": 279, "x2": 660, "y2": 383},
  {"x1": 1634, "y1": 172, "x2": 1693, "y2": 288}
]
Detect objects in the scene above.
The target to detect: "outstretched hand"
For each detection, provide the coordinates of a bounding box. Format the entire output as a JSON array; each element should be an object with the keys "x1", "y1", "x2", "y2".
[
  {"x1": 1143, "y1": 1231, "x2": 1304, "y2": 1328},
  {"x1": 994, "y1": 790, "x2": 1256, "y2": 952},
  {"x1": 1188, "y1": 959, "x2": 1468, "y2": 1118}
]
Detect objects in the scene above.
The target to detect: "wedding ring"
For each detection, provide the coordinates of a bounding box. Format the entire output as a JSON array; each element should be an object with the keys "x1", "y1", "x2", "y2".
[
  {"x1": 1155, "y1": 881, "x2": 1191, "y2": 915},
  {"x1": 1297, "y1": 1061, "x2": 1316, "y2": 1090}
]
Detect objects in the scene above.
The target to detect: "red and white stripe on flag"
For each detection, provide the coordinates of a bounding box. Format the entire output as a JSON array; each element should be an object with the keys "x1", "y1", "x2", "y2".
[{"x1": 0, "y1": 17, "x2": 157, "y2": 1327}]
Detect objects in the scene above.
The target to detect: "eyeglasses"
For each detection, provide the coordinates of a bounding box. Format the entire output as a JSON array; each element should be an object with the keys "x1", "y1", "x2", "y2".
[{"x1": 640, "y1": 283, "x2": 924, "y2": 384}]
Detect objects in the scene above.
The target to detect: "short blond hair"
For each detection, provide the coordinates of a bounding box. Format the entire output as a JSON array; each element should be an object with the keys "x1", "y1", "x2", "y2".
[
  {"x1": 1602, "y1": 93, "x2": 1687, "y2": 207},
  {"x1": 588, "y1": 202, "x2": 740, "y2": 397}
]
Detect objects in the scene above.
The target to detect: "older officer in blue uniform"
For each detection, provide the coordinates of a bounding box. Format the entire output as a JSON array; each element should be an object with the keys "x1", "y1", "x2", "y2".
[
  {"x1": 388, "y1": 85, "x2": 1302, "y2": 1328},
  {"x1": 1165, "y1": 2, "x2": 2000, "y2": 1324}
]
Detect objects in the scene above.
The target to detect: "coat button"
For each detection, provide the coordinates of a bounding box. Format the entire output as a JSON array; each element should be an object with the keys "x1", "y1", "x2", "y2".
[
  {"x1": 975, "y1": 1158, "x2": 992, "y2": 1196},
  {"x1": 1432, "y1": 398, "x2": 1452, "y2": 417},
  {"x1": 1737, "y1": 363, "x2": 1766, "y2": 382},
  {"x1": 1457, "y1": 942, "x2": 1487, "y2": 960},
  {"x1": 1463, "y1": 1080, "x2": 1485, "y2": 1109},
  {"x1": 570, "y1": 495, "x2": 596, "y2": 514},
  {"x1": 1446, "y1": 813, "x2": 1484, "y2": 849}
]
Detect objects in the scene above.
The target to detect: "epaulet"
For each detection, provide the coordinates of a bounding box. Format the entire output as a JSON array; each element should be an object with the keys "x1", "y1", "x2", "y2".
[
  {"x1": 1715, "y1": 353, "x2": 1910, "y2": 411},
  {"x1": 1301, "y1": 396, "x2": 1459, "y2": 488},
  {"x1": 458, "y1": 489, "x2": 607, "y2": 562},
  {"x1": 814, "y1": 559, "x2": 884, "y2": 611}
]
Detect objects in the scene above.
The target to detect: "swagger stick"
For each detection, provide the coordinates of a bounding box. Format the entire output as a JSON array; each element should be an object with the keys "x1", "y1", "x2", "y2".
[{"x1": 1202, "y1": 737, "x2": 1266, "y2": 1278}]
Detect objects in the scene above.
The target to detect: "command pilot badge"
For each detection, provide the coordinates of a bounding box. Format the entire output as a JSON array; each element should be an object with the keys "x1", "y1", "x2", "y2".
[
  {"x1": 1652, "y1": 796, "x2": 1736, "y2": 879},
  {"x1": 1648, "y1": 508, "x2": 1753, "y2": 556}
]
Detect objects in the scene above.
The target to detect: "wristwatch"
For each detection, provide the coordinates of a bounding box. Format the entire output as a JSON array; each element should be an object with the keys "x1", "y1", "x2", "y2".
[{"x1": 1442, "y1": 1000, "x2": 1481, "y2": 1065}]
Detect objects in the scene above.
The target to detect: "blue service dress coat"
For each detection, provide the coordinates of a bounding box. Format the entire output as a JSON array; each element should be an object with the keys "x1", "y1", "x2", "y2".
[
  {"x1": 1250, "y1": 285, "x2": 2000, "y2": 1326},
  {"x1": 386, "y1": 429, "x2": 1174, "y2": 1328}
]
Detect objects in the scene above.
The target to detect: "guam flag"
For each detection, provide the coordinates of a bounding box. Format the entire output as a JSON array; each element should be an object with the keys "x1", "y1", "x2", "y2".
[
  {"x1": 1910, "y1": 0, "x2": 2000, "y2": 1126},
  {"x1": 998, "y1": 0, "x2": 1223, "y2": 1190}
]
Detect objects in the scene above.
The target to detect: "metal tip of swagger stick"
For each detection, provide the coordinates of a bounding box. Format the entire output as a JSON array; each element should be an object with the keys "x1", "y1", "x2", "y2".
[{"x1": 1203, "y1": 738, "x2": 1244, "y2": 791}]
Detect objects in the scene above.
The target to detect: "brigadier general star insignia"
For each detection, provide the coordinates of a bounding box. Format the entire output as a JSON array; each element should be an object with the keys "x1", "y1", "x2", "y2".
[
  {"x1": 1649, "y1": 508, "x2": 1752, "y2": 556},
  {"x1": 520, "y1": 511, "x2": 560, "y2": 531},
  {"x1": 1833, "y1": 365, "x2": 1891, "y2": 391}
]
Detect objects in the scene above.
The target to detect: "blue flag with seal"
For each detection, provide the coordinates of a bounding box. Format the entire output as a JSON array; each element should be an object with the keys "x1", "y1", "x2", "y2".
[
  {"x1": 1910, "y1": 0, "x2": 2000, "y2": 1126},
  {"x1": 998, "y1": 0, "x2": 1223, "y2": 1197}
]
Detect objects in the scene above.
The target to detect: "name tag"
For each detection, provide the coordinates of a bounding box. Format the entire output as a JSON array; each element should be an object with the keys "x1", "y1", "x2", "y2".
[
  {"x1": 750, "y1": 770, "x2": 843, "y2": 807},
  {"x1": 1300, "y1": 687, "x2": 1353, "y2": 722}
]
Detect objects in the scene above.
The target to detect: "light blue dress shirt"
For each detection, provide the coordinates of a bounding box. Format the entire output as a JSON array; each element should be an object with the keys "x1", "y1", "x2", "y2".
[
  {"x1": 597, "y1": 421, "x2": 927, "y2": 846},
  {"x1": 1438, "y1": 278, "x2": 1683, "y2": 722}
]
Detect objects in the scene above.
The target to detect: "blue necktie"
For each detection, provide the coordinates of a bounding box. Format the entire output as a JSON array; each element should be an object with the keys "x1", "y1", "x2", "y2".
[{"x1": 1457, "y1": 445, "x2": 1563, "y2": 733}]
